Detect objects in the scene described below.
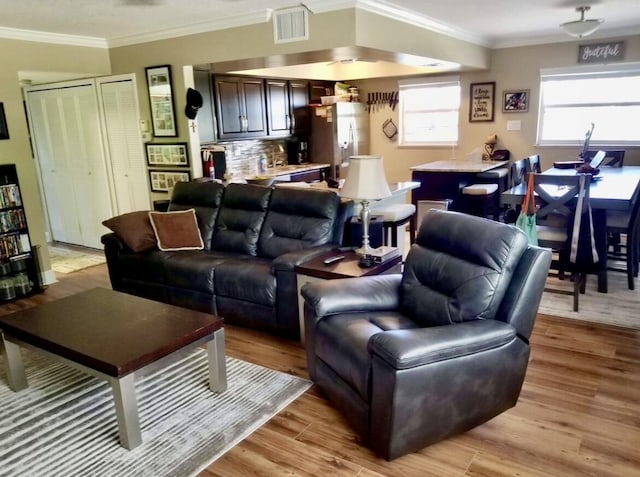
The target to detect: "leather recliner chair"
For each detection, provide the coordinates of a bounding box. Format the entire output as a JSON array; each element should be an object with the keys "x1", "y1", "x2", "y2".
[{"x1": 301, "y1": 209, "x2": 552, "y2": 460}]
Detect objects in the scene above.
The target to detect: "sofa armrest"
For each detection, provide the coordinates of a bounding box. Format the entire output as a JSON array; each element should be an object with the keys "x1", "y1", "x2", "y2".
[
  {"x1": 302, "y1": 274, "x2": 402, "y2": 317},
  {"x1": 368, "y1": 320, "x2": 517, "y2": 370},
  {"x1": 271, "y1": 245, "x2": 335, "y2": 272},
  {"x1": 101, "y1": 232, "x2": 127, "y2": 253}
]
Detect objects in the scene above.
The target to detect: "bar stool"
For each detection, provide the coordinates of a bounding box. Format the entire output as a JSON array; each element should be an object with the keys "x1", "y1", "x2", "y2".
[
  {"x1": 460, "y1": 183, "x2": 500, "y2": 220},
  {"x1": 461, "y1": 150, "x2": 510, "y2": 221},
  {"x1": 375, "y1": 204, "x2": 416, "y2": 254}
]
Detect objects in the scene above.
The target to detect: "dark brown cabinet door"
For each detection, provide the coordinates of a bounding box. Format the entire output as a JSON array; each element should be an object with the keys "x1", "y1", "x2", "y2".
[
  {"x1": 241, "y1": 78, "x2": 267, "y2": 135},
  {"x1": 214, "y1": 76, "x2": 266, "y2": 140},
  {"x1": 193, "y1": 70, "x2": 216, "y2": 144},
  {"x1": 266, "y1": 79, "x2": 290, "y2": 136},
  {"x1": 289, "y1": 80, "x2": 310, "y2": 136}
]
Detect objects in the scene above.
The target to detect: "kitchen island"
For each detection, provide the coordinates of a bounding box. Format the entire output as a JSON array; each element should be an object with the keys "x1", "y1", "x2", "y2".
[{"x1": 410, "y1": 159, "x2": 508, "y2": 210}]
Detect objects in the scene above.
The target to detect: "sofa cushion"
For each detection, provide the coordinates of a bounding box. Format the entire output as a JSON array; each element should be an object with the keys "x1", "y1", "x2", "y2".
[
  {"x1": 401, "y1": 210, "x2": 528, "y2": 327},
  {"x1": 168, "y1": 181, "x2": 225, "y2": 251},
  {"x1": 149, "y1": 209, "x2": 204, "y2": 251},
  {"x1": 161, "y1": 250, "x2": 226, "y2": 294},
  {"x1": 214, "y1": 257, "x2": 276, "y2": 307},
  {"x1": 258, "y1": 188, "x2": 340, "y2": 258},
  {"x1": 211, "y1": 183, "x2": 272, "y2": 256},
  {"x1": 102, "y1": 211, "x2": 156, "y2": 252}
]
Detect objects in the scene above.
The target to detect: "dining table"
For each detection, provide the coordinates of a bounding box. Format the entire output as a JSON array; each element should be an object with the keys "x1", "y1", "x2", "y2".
[{"x1": 502, "y1": 166, "x2": 640, "y2": 293}]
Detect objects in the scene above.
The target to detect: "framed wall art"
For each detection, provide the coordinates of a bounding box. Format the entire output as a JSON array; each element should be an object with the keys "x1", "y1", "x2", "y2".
[
  {"x1": 0, "y1": 103, "x2": 9, "y2": 140},
  {"x1": 148, "y1": 169, "x2": 191, "y2": 193},
  {"x1": 503, "y1": 90, "x2": 530, "y2": 113},
  {"x1": 145, "y1": 65, "x2": 177, "y2": 137},
  {"x1": 469, "y1": 82, "x2": 495, "y2": 122},
  {"x1": 145, "y1": 143, "x2": 189, "y2": 167}
]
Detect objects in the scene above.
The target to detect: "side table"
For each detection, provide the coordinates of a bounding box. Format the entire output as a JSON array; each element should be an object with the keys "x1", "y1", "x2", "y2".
[{"x1": 295, "y1": 250, "x2": 402, "y2": 344}]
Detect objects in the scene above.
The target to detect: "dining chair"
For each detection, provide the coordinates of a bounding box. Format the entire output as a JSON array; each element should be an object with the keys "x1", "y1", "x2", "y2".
[
  {"x1": 532, "y1": 173, "x2": 596, "y2": 311},
  {"x1": 510, "y1": 158, "x2": 529, "y2": 189},
  {"x1": 606, "y1": 191, "x2": 640, "y2": 290},
  {"x1": 527, "y1": 154, "x2": 542, "y2": 174}
]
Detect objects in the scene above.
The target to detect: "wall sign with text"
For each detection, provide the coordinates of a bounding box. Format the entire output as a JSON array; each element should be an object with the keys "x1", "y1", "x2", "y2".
[
  {"x1": 469, "y1": 82, "x2": 495, "y2": 122},
  {"x1": 578, "y1": 41, "x2": 626, "y2": 64}
]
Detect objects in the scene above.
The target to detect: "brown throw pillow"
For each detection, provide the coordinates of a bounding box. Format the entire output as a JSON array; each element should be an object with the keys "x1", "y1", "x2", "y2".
[
  {"x1": 102, "y1": 211, "x2": 157, "y2": 252},
  {"x1": 148, "y1": 209, "x2": 204, "y2": 251}
]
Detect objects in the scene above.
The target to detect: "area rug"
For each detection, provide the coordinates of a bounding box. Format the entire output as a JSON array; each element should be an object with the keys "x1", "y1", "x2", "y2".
[
  {"x1": 48, "y1": 245, "x2": 106, "y2": 274},
  {"x1": 0, "y1": 348, "x2": 311, "y2": 477},
  {"x1": 539, "y1": 269, "x2": 640, "y2": 330}
]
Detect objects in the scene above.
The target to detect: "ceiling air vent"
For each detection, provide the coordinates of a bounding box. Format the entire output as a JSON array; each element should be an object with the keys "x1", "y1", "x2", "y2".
[{"x1": 273, "y1": 6, "x2": 308, "y2": 44}]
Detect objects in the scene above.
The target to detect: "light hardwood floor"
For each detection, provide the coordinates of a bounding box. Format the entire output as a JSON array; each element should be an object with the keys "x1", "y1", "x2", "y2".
[{"x1": 1, "y1": 264, "x2": 639, "y2": 477}]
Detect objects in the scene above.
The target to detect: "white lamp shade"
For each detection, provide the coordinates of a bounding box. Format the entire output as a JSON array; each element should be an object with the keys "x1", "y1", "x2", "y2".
[
  {"x1": 560, "y1": 19, "x2": 603, "y2": 37},
  {"x1": 340, "y1": 155, "x2": 392, "y2": 200}
]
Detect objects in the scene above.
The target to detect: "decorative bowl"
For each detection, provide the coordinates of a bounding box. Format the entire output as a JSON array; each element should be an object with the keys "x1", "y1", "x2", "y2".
[{"x1": 245, "y1": 176, "x2": 274, "y2": 187}]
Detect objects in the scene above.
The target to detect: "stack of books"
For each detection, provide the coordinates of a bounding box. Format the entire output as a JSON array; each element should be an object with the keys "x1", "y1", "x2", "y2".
[{"x1": 366, "y1": 246, "x2": 400, "y2": 263}]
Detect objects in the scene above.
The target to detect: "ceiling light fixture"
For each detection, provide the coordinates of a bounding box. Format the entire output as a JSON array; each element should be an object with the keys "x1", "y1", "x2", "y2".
[{"x1": 560, "y1": 6, "x2": 603, "y2": 38}]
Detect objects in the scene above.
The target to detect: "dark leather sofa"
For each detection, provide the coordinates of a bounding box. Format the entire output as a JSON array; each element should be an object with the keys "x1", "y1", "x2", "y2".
[
  {"x1": 102, "y1": 181, "x2": 351, "y2": 339},
  {"x1": 301, "y1": 209, "x2": 552, "y2": 459}
]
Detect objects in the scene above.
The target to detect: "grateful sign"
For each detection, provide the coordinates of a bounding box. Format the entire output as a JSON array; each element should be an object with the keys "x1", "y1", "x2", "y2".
[{"x1": 578, "y1": 41, "x2": 626, "y2": 64}]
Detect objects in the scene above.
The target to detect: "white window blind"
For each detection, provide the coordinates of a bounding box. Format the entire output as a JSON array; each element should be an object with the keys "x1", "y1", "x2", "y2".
[
  {"x1": 538, "y1": 63, "x2": 640, "y2": 146},
  {"x1": 398, "y1": 76, "x2": 460, "y2": 146}
]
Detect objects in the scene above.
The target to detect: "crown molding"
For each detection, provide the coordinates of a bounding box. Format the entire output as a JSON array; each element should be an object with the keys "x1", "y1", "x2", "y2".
[
  {"x1": 0, "y1": 26, "x2": 107, "y2": 48},
  {"x1": 493, "y1": 26, "x2": 640, "y2": 49},
  {"x1": 353, "y1": 0, "x2": 490, "y2": 47},
  {"x1": 107, "y1": 9, "x2": 272, "y2": 48},
  {"x1": 0, "y1": 1, "x2": 490, "y2": 50}
]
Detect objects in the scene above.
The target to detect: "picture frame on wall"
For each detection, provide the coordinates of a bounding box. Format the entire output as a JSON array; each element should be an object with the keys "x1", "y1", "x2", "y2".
[
  {"x1": 148, "y1": 169, "x2": 191, "y2": 193},
  {"x1": 503, "y1": 90, "x2": 530, "y2": 113},
  {"x1": 469, "y1": 82, "x2": 495, "y2": 122},
  {"x1": 145, "y1": 143, "x2": 189, "y2": 167},
  {"x1": 145, "y1": 65, "x2": 177, "y2": 137},
  {"x1": 0, "y1": 103, "x2": 9, "y2": 140}
]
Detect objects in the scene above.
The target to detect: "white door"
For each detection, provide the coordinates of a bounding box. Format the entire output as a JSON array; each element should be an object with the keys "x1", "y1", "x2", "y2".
[
  {"x1": 97, "y1": 76, "x2": 150, "y2": 214},
  {"x1": 26, "y1": 80, "x2": 114, "y2": 249}
]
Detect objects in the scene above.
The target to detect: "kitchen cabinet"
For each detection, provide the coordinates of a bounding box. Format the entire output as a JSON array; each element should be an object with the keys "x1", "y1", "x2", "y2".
[
  {"x1": 266, "y1": 79, "x2": 310, "y2": 137},
  {"x1": 194, "y1": 69, "x2": 216, "y2": 144},
  {"x1": 213, "y1": 75, "x2": 267, "y2": 140},
  {"x1": 0, "y1": 164, "x2": 43, "y2": 301},
  {"x1": 309, "y1": 80, "x2": 333, "y2": 104}
]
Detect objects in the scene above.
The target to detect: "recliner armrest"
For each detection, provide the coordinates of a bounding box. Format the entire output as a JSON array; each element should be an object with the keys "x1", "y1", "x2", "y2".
[
  {"x1": 302, "y1": 274, "x2": 402, "y2": 317},
  {"x1": 368, "y1": 320, "x2": 517, "y2": 370}
]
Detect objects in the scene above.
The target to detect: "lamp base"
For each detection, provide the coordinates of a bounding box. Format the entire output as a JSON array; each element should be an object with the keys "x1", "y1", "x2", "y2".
[{"x1": 357, "y1": 254, "x2": 375, "y2": 268}]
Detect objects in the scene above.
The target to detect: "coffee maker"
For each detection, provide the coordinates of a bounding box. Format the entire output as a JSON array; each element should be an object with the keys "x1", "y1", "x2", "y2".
[{"x1": 286, "y1": 140, "x2": 308, "y2": 165}]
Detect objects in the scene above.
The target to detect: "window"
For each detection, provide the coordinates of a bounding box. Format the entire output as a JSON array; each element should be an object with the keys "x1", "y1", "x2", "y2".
[
  {"x1": 538, "y1": 63, "x2": 640, "y2": 146},
  {"x1": 398, "y1": 76, "x2": 460, "y2": 146}
]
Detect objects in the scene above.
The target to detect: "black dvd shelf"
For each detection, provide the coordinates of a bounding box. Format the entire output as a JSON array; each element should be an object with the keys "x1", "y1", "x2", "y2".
[{"x1": 0, "y1": 164, "x2": 43, "y2": 302}]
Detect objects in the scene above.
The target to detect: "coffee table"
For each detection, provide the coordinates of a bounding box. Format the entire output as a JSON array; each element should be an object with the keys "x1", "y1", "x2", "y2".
[{"x1": 0, "y1": 287, "x2": 226, "y2": 450}]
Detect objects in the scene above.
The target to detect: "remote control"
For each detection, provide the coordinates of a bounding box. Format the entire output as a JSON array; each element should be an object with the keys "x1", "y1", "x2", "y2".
[{"x1": 323, "y1": 255, "x2": 345, "y2": 265}]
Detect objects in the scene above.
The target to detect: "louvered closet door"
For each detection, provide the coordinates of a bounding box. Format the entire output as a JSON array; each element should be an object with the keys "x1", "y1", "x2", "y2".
[
  {"x1": 98, "y1": 78, "x2": 150, "y2": 214},
  {"x1": 27, "y1": 89, "x2": 83, "y2": 245},
  {"x1": 27, "y1": 83, "x2": 113, "y2": 249}
]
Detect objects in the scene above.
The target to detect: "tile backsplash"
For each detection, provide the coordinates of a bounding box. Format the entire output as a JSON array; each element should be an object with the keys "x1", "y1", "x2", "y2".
[{"x1": 205, "y1": 139, "x2": 288, "y2": 178}]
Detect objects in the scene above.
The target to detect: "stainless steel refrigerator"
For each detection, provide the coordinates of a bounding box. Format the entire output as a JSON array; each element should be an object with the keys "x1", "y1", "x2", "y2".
[{"x1": 308, "y1": 102, "x2": 369, "y2": 179}]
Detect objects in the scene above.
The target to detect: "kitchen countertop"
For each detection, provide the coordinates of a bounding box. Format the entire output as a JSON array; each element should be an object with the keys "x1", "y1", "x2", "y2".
[
  {"x1": 410, "y1": 160, "x2": 508, "y2": 173},
  {"x1": 259, "y1": 163, "x2": 331, "y2": 178}
]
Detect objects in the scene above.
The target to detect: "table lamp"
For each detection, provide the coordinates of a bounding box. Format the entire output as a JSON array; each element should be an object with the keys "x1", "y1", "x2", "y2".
[{"x1": 340, "y1": 155, "x2": 392, "y2": 258}]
